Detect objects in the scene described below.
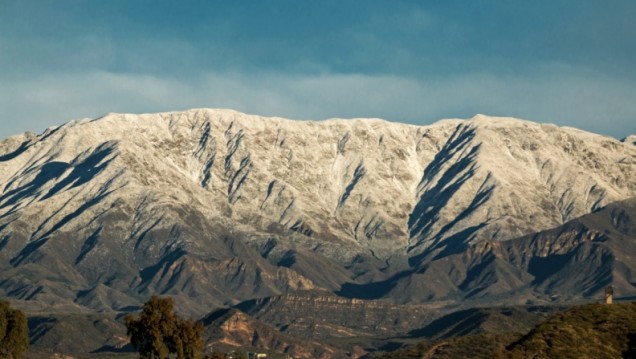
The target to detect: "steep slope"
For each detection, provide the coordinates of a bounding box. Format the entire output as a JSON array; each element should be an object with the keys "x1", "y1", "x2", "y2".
[
  {"x1": 0, "y1": 109, "x2": 635, "y2": 313},
  {"x1": 354, "y1": 197, "x2": 636, "y2": 305}
]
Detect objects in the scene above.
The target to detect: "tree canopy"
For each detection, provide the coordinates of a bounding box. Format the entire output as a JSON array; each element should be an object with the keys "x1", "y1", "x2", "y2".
[
  {"x1": 125, "y1": 296, "x2": 204, "y2": 359},
  {"x1": 0, "y1": 300, "x2": 29, "y2": 359}
]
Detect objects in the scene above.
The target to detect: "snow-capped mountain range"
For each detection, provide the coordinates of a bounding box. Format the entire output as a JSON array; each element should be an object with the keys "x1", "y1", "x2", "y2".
[{"x1": 1, "y1": 109, "x2": 635, "y2": 313}]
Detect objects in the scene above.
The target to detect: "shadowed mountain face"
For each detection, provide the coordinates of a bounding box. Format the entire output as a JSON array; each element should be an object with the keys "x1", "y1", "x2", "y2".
[
  {"x1": 0, "y1": 109, "x2": 635, "y2": 315},
  {"x1": 340, "y1": 198, "x2": 636, "y2": 305}
]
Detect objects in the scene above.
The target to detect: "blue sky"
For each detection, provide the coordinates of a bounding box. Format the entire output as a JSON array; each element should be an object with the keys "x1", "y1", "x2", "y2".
[{"x1": 1, "y1": 1, "x2": 635, "y2": 139}]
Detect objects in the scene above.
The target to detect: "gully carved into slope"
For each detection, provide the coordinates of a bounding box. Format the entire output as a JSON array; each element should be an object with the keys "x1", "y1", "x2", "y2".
[{"x1": 408, "y1": 124, "x2": 494, "y2": 261}]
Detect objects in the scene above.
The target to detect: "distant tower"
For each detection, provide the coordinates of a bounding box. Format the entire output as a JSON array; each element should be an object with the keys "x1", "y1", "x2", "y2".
[{"x1": 605, "y1": 286, "x2": 614, "y2": 304}]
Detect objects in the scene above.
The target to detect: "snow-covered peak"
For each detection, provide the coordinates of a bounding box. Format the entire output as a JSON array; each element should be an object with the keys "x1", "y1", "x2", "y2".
[
  {"x1": 1, "y1": 109, "x2": 635, "y2": 264},
  {"x1": 1, "y1": 108, "x2": 636, "y2": 312}
]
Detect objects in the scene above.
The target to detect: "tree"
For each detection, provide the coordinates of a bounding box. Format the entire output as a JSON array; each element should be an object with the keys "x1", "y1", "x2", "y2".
[
  {"x1": 0, "y1": 300, "x2": 29, "y2": 359},
  {"x1": 174, "y1": 319, "x2": 204, "y2": 359},
  {"x1": 125, "y1": 296, "x2": 204, "y2": 359}
]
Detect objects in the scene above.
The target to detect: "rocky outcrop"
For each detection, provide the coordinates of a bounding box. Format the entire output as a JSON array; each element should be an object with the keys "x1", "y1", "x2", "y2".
[
  {"x1": 234, "y1": 291, "x2": 442, "y2": 338},
  {"x1": 202, "y1": 308, "x2": 346, "y2": 358}
]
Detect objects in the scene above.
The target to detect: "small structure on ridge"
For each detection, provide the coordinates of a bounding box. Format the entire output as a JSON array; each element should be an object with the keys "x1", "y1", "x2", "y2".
[{"x1": 604, "y1": 286, "x2": 614, "y2": 304}]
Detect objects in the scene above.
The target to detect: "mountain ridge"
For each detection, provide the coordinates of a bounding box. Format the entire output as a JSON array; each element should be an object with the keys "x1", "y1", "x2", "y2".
[{"x1": 1, "y1": 108, "x2": 635, "y2": 315}]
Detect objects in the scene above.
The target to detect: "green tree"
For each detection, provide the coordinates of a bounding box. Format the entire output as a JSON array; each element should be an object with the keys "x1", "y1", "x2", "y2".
[
  {"x1": 175, "y1": 318, "x2": 204, "y2": 359},
  {"x1": 0, "y1": 300, "x2": 29, "y2": 359},
  {"x1": 125, "y1": 296, "x2": 204, "y2": 359}
]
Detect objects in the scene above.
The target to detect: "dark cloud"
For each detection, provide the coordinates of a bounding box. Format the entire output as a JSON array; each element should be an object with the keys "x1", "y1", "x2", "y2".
[{"x1": 0, "y1": 1, "x2": 635, "y2": 139}]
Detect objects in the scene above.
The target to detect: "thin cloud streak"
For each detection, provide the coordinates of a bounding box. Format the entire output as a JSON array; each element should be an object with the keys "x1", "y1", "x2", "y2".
[{"x1": 1, "y1": 69, "x2": 634, "y2": 140}]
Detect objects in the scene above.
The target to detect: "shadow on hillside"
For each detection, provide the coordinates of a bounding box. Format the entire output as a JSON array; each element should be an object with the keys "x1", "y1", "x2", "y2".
[
  {"x1": 1, "y1": 141, "x2": 116, "y2": 212},
  {"x1": 335, "y1": 270, "x2": 413, "y2": 300},
  {"x1": 0, "y1": 140, "x2": 31, "y2": 162},
  {"x1": 91, "y1": 343, "x2": 134, "y2": 354},
  {"x1": 408, "y1": 309, "x2": 485, "y2": 339},
  {"x1": 407, "y1": 124, "x2": 495, "y2": 266}
]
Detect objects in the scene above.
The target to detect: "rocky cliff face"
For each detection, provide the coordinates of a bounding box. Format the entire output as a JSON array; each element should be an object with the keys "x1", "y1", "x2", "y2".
[
  {"x1": 0, "y1": 109, "x2": 635, "y2": 313},
  {"x1": 202, "y1": 308, "x2": 347, "y2": 358},
  {"x1": 234, "y1": 291, "x2": 442, "y2": 339}
]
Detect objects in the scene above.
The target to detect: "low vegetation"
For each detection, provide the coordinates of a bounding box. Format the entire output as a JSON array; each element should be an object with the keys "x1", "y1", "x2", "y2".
[
  {"x1": 373, "y1": 302, "x2": 636, "y2": 359},
  {"x1": 509, "y1": 302, "x2": 636, "y2": 358},
  {"x1": 367, "y1": 333, "x2": 515, "y2": 359}
]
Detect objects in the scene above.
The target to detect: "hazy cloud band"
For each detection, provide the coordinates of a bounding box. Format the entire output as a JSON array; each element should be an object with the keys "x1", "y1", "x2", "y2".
[{"x1": 1, "y1": 69, "x2": 634, "y2": 140}]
